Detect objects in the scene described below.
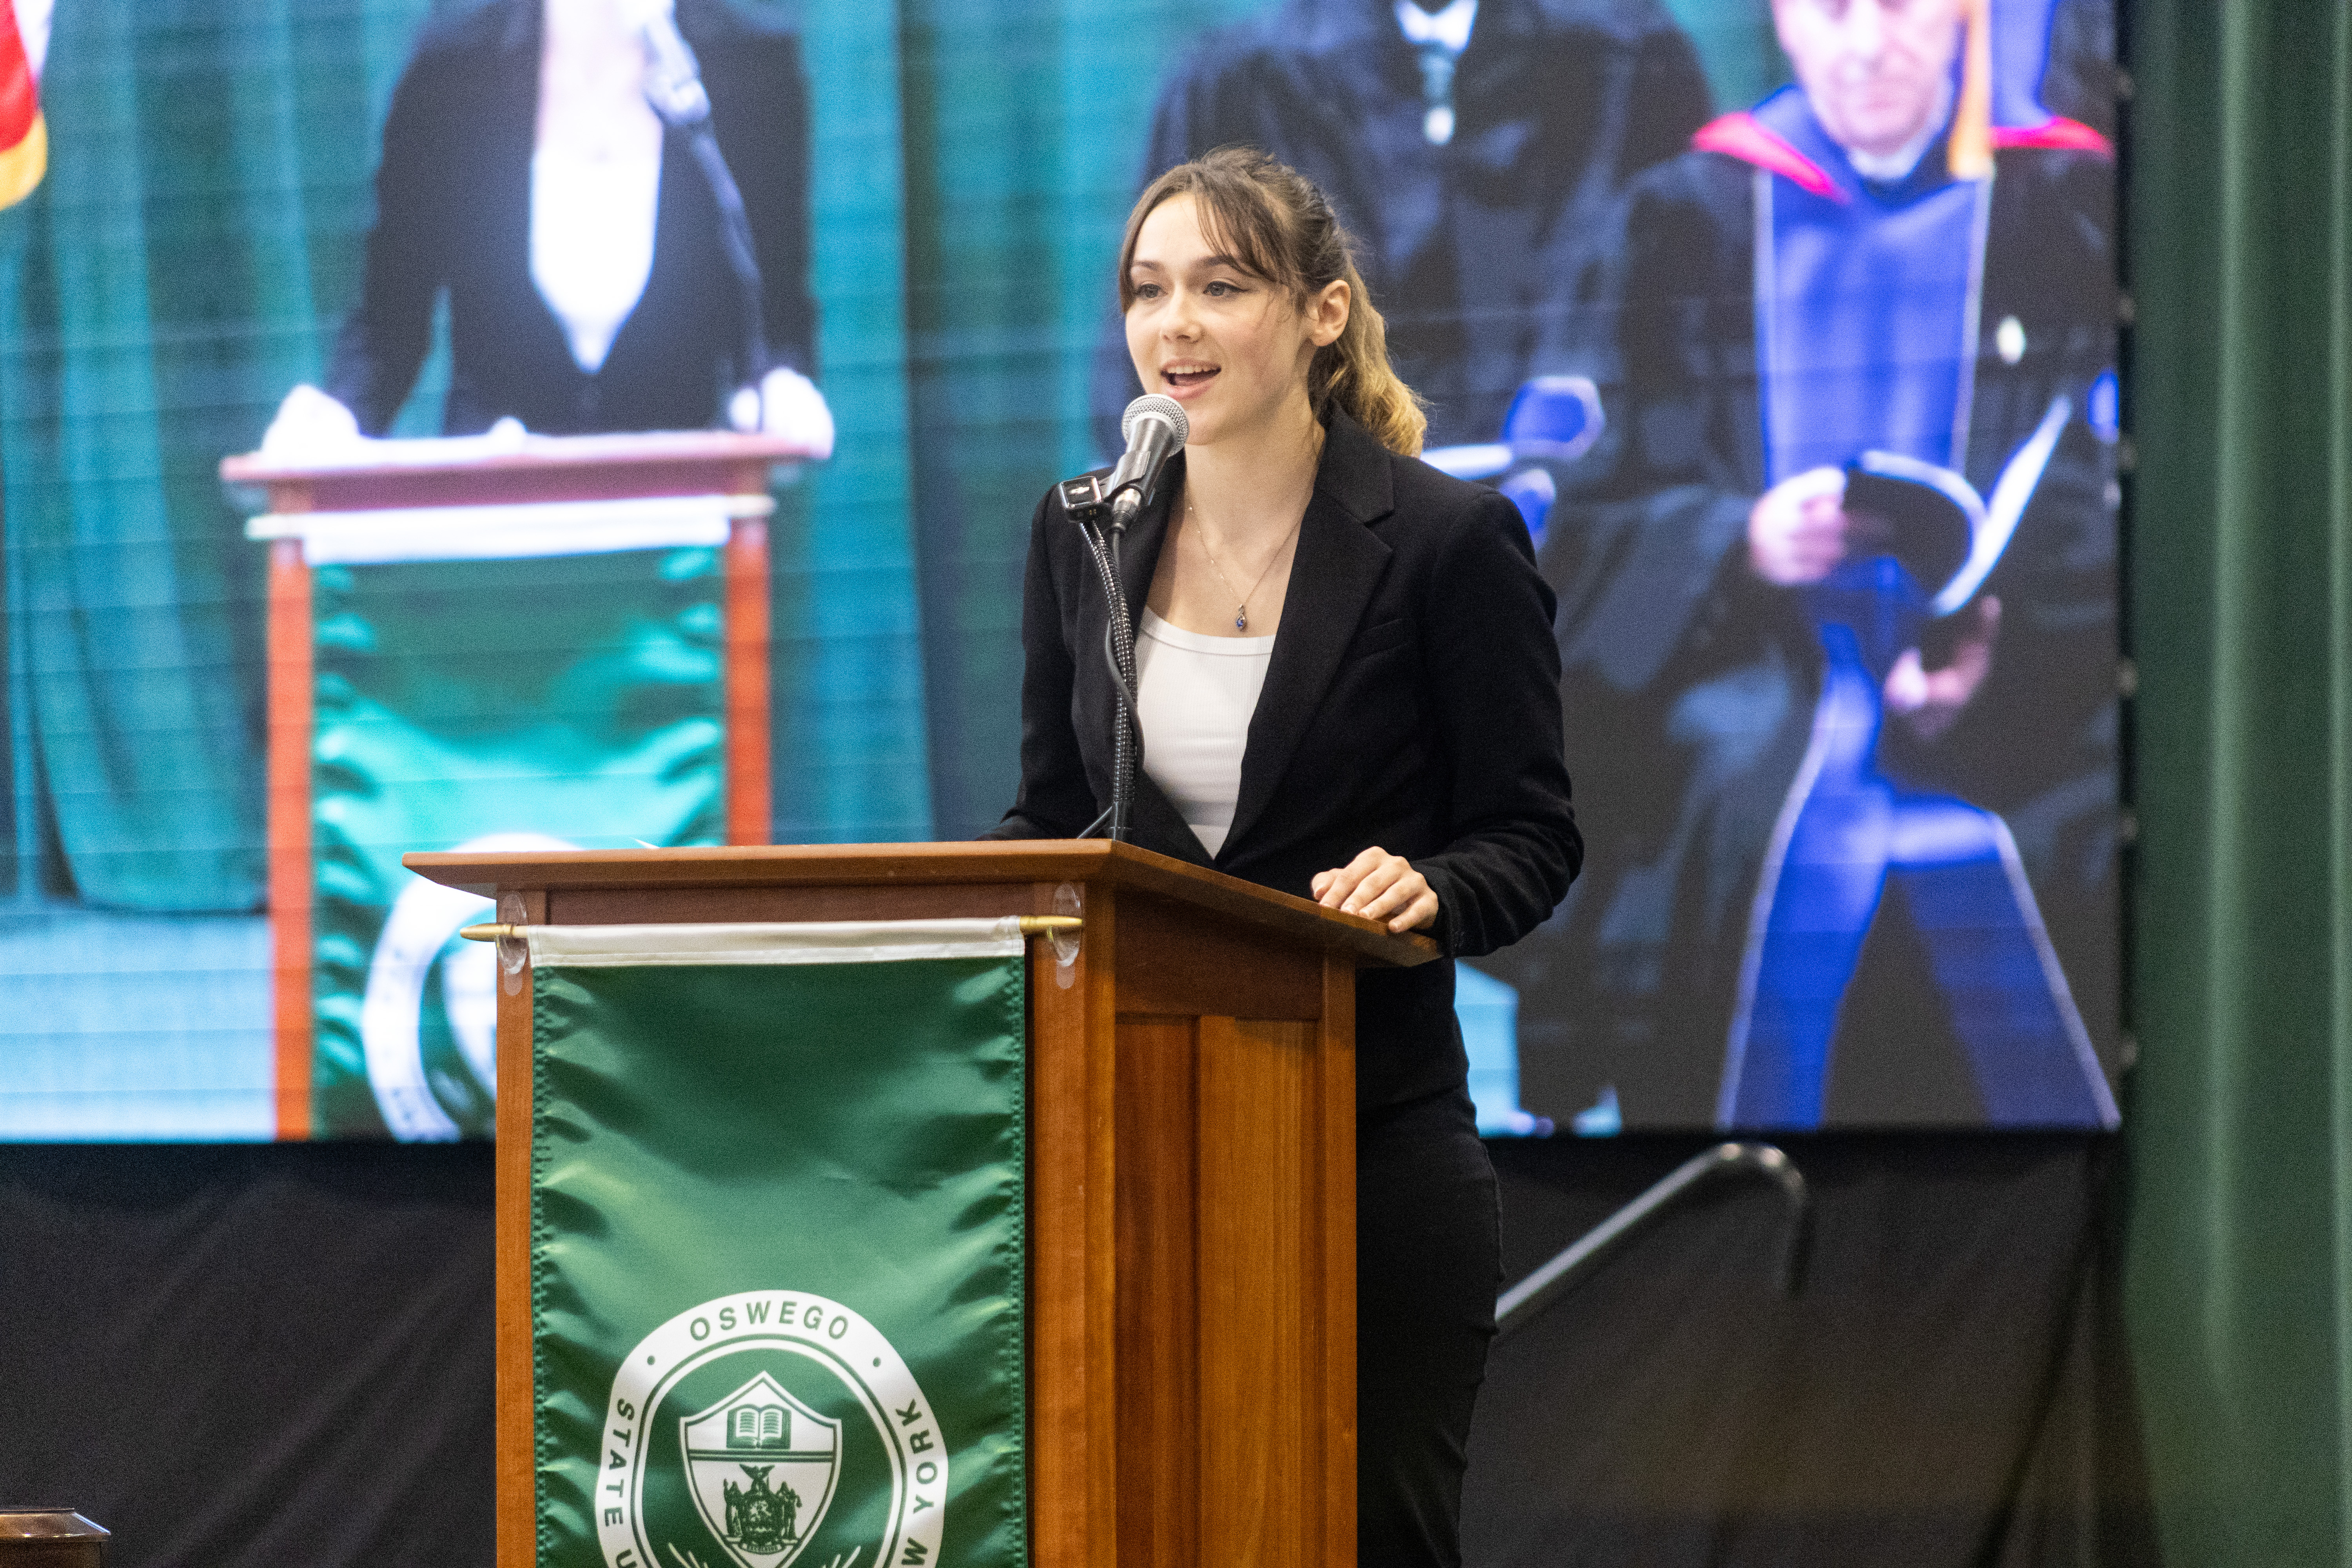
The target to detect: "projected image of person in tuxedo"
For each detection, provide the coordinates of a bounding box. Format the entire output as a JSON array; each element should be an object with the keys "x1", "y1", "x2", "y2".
[
  {"x1": 1091, "y1": 0, "x2": 1714, "y2": 455},
  {"x1": 262, "y1": 0, "x2": 830, "y2": 450},
  {"x1": 1502, "y1": 0, "x2": 2122, "y2": 1130},
  {"x1": 992, "y1": 149, "x2": 1579, "y2": 1565}
]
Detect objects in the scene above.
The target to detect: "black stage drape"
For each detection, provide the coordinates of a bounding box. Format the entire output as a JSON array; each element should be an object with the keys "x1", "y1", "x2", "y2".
[
  {"x1": 1466, "y1": 1134, "x2": 2158, "y2": 1566},
  {"x1": 0, "y1": 1137, "x2": 2154, "y2": 1567},
  {"x1": 0, "y1": 1144, "x2": 493, "y2": 1566}
]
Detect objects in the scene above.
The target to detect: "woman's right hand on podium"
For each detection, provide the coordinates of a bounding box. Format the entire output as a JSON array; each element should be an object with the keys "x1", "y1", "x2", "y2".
[
  {"x1": 1312, "y1": 846, "x2": 1439, "y2": 935},
  {"x1": 260, "y1": 383, "x2": 365, "y2": 458}
]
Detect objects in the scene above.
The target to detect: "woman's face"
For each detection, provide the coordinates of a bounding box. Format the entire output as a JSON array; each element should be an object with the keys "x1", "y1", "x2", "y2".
[{"x1": 1123, "y1": 194, "x2": 1345, "y2": 450}]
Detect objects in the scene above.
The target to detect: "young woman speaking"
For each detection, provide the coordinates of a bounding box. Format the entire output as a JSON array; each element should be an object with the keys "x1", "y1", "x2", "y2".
[{"x1": 988, "y1": 146, "x2": 1581, "y2": 1565}]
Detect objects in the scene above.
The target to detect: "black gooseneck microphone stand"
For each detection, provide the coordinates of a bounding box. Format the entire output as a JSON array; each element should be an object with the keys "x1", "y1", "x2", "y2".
[{"x1": 1057, "y1": 474, "x2": 1140, "y2": 841}]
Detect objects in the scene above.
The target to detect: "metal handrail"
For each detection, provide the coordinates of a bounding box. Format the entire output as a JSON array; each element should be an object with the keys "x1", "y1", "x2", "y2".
[{"x1": 1493, "y1": 1142, "x2": 1809, "y2": 1341}]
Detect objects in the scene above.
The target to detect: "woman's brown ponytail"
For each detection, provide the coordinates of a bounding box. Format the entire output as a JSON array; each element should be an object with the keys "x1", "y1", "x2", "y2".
[{"x1": 1115, "y1": 146, "x2": 1428, "y2": 457}]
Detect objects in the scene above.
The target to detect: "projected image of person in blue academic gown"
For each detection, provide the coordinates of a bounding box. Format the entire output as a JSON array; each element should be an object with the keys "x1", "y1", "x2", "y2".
[
  {"x1": 1506, "y1": 0, "x2": 2122, "y2": 1130},
  {"x1": 1093, "y1": 0, "x2": 1714, "y2": 453}
]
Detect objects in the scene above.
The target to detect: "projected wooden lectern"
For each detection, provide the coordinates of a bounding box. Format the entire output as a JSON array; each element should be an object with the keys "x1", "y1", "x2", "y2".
[
  {"x1": 221, "y1": 430, "x2": 814, "y2": 1139},
  {"x1": 406, "y1": 838, "x2": 1436, "y2": 1568}
]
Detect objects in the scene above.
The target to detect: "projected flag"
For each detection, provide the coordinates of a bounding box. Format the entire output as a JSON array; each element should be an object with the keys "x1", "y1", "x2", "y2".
[{"x1": 0, "y1": 0, "x2": 45, "y2": 209}]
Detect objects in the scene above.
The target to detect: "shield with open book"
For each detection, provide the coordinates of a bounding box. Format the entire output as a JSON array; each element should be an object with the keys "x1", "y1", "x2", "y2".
[{"x1": 681, "y1": 1372, "x2": 842, "y2": 1568}]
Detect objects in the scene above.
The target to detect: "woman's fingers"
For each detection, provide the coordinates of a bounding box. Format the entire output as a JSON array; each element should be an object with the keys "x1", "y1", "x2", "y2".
[
  {"x1": 1361, "y1": 871, "x2": 1439, "y2": 933},
  {"x1": 1316, "y1": 846, "x2": 1388, "y2": 910},
  {"x1": 1387, "y1": 887, "x2": 1441, "y2": 934},
  {"x1": 1310, "y1": 849, "x2": 1437, "y2": 933},
  {"x1": 1352, "y1": 862, "x2": 1414, "y2": 917}
]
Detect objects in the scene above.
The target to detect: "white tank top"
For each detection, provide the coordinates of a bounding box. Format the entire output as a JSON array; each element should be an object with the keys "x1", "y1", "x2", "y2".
[{"x1": 1134, "y1": 609, "x2": 1275, "y2": 856}]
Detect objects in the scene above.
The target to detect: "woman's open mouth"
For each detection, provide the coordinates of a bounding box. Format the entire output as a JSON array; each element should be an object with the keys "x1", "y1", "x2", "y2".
[{"x1": 1162, "y1": 364, "x2": 1220, "y2": 392}]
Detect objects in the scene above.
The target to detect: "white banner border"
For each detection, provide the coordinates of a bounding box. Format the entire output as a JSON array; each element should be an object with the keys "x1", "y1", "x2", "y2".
[{"x1": 524, "y1": 918, "x2": 1027, "y2": 968}]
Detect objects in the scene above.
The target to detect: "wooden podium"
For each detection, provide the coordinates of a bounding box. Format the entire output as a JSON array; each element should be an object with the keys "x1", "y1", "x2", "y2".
[
  {"x1": 405, "y1": 838, "x2": 1437, "y2": 1568},
  {"x1": 222, "y1": 430, "x2": 817, "y2": 1138}
]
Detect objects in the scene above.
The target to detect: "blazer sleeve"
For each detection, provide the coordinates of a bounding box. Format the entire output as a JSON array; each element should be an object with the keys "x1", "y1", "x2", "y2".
[
  {"x1": 982, "y1": 491, "x2": 1101, "y2": 840},
  {"x1": 324, "y1": 45, "x2": 452, "y2": 436},
  {"x1": 1414, "y1": 488, "x2": 1583, "y2": 957}
]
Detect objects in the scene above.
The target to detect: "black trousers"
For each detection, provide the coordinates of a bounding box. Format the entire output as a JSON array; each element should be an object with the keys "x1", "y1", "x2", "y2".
[{"x1": 1357, "y1": 1085, "x2": 1502, "y2": 1568}]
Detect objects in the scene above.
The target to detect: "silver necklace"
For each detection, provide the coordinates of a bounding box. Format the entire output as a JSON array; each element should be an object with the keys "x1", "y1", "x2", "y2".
[{"x1": 1187, "y1": 498, "x2": 1299, "y2": 632}]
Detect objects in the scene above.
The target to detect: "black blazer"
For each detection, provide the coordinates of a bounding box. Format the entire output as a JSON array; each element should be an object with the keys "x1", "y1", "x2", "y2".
[
  {"x1": 324, "y1": 0, "x2": 817, "y2": 437},
  {"x1": 989, "y1": 409, "x2": 1583, "y2": 1111}
]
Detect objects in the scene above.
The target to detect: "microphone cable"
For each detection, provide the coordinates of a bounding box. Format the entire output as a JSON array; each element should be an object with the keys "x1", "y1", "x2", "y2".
[
  {"x1": 640, "y1": 5, "x2": 772, "y2": 397},
  {"x1": 1072, "y1": 513, "x2": 1139, "y2": 841}
]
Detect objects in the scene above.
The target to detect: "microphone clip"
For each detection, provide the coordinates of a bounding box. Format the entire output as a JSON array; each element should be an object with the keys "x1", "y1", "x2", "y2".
[
  {"x1": 1058, "y1": 472, "x2": 1147, "y2": 536},
  {"x1": 1058, "y1": 474, "x2": 1112, "y2": 526}
]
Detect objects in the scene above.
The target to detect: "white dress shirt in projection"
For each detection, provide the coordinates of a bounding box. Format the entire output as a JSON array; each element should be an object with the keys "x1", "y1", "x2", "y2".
[
  {"x1": 530, "y1": 141, "x2": 660, "y2": 373},
  {"x1": 529, "y1": 0, "x2": 666, "y2": 374}
]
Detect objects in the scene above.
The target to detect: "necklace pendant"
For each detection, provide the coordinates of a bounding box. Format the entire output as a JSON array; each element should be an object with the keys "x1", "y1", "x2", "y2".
[{"x1": 1235, "y1": 608, "x2": 1248, "y2": 632}]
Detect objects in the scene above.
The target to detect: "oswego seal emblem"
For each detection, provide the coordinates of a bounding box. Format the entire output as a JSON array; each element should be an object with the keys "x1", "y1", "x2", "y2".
[
  {"x1": 683, "y1": 1373, "x2": 839, "y2": 1565},
  {"x1": 599, "y1": 1292, "x2": 947, "y2": 1568}
]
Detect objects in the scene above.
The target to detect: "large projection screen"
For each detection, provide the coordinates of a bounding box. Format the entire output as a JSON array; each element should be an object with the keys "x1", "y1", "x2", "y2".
[{"x1": 0, "y1": 0, "x2": 2117, "y2": 1139}]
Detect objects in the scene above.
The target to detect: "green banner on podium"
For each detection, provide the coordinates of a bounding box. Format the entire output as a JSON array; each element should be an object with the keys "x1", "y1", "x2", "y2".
[{"x1": 527, "y1": 920, "x2": 1031, "y2": 1568}]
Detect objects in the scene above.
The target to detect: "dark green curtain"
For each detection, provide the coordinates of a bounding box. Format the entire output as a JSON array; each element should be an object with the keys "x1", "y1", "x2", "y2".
[{"x1": 2125, "y1": 1, "x2": 2352, "y2": 1561}]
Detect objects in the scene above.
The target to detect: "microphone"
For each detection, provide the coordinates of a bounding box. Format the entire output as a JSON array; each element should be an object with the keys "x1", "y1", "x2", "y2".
[
  {"x1": 1052, "y1": 394, "x2": 1186, "y2": 844},
  {"x1": 1105, "y1": 394, "x2": 1189, "y2": 530},
  {"x1": 628, "y1": 0, "x2": 772, "y2": 400},
  {"x1": 635, "y1": 0, "x2": 712, "y2": 127}
]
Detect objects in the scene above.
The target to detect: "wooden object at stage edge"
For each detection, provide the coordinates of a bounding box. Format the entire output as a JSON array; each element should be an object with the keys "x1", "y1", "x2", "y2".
[
  {"x1": 0, "y1": 1509, "x2": 108, "y2": 1568},
  {"x1": 406, "y1": 838, "x2": 1437, "y2": 1568}
]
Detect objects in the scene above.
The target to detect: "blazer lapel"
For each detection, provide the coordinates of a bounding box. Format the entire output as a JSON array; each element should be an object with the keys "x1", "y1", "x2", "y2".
[
  {"x1": 1114, "y1": 455, "x2": 1178, "y2": 620},
  {"x1": 1222, "y1": 415, "x2": 1396, "y2": 855},
  {"x1": 1114, "y1": 474, "x2": 1219, "y2": 864},
  {"x1": 1129, "y1": 768, "x2": 1216, "y2": 867}
]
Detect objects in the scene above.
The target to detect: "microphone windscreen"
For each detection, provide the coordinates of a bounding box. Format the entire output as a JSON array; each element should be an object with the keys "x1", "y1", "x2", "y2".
[{"x1": 1122, "y1": 394, "x2": 1188, "y2": 446}]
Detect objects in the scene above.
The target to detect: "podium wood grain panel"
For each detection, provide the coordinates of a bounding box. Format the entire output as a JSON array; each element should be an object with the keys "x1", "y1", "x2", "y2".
[
  {"x1": 1027, "y1": 896, "x2": 1098, "y2": 1568},
  {"x1": 1114, "y1": 1015, "x2": 1200, "y2": 1568},
  {"x1": 1197, "y1": 1015, "x2": 1322, "y2": 1563},
  {"x1": 1318, "y1": 956, "x2": 1361, "y2": 1564},
  {"x1": 1114, "y1": 892, "x2": 1323, "y2": 1020},
  {"x1": 1082, "y1": 887, "x2": 1123, "y2": 1564},
  {"x1": 494, "y1": 889, "x2": 546, "y2": 1568}
]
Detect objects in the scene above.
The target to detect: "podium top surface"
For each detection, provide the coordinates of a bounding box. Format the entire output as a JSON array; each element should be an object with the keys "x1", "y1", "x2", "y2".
[
  {"x1": 221, "y1": 428, "x2": 817, "y2": 486},
  {"x1": 221, "y1": 430, "x2": 822, "y2": 516},
  {"x1": 403, "y1": 838, "x2": 1439, "y2": 969}
]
